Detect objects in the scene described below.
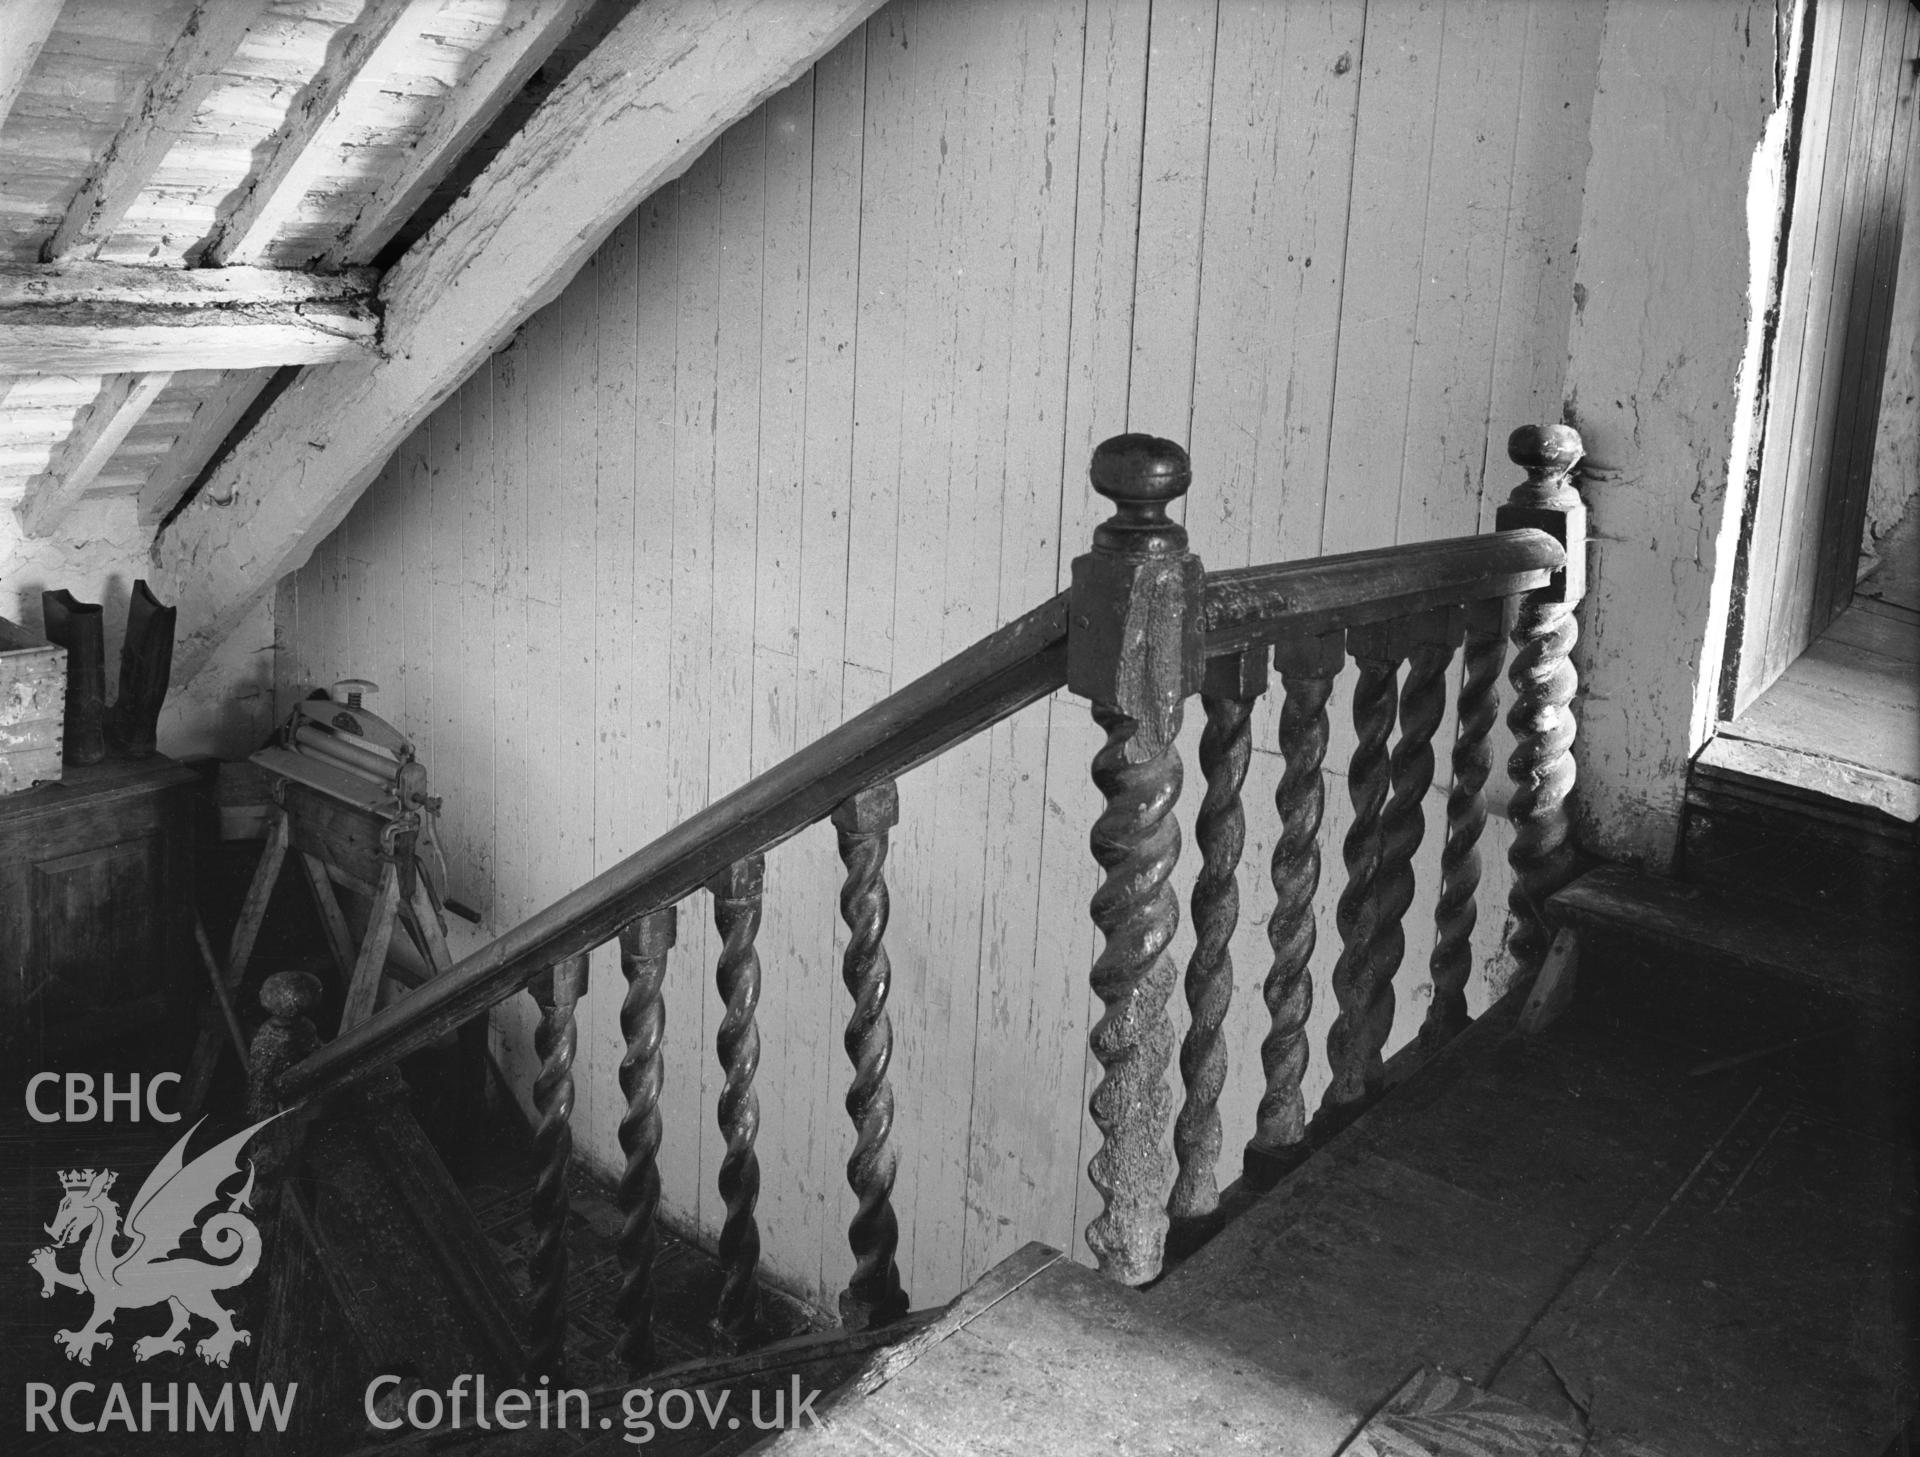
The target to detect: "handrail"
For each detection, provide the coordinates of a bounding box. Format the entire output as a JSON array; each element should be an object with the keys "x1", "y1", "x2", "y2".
[
  {"x1": 281, "y1": 591, "x2": 1073, "y2": 1101},
  {"x1": 1201, "y1": 528, "x2": 1563, "y2": 653},
  {"x1": 279, "y1": 528, "x2": 1564, "y2": 1105}
]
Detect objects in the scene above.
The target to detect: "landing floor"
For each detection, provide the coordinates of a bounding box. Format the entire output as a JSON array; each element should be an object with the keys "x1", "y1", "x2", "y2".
[{"x1": 774, "y1": 984, "x2": 1916, "y2": 1456}]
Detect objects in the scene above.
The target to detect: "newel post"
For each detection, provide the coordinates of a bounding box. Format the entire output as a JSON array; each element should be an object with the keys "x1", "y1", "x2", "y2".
[
  {"x1": 1069, "y1": 434, "x2": 1205, "y2": 1287},
  {"x1": 1497, "y1": 424, "x2": 1588, "y2": 977}
]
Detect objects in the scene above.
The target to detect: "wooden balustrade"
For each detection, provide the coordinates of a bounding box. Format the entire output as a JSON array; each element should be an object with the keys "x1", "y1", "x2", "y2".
[{"x1": 245, "y1": 423, "x2": 1585, "y2": 1380}]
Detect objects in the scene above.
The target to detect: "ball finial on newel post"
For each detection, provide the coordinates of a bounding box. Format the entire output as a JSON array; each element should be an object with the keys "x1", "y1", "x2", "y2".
[
  {"x1": 1089, "y1": 434, "x2": 1194, "y2": 556},
  {"x1": 1506, "y1": 423, "x2": 1585, "y2": 511},
  {"x1": 1068, "y1": 433, "x2": 1205, "y2": 1290}
]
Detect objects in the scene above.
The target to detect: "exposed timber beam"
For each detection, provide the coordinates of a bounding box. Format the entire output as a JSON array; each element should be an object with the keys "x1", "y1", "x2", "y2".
[
  {"x1": 198, "y1": 0, "x2": 420, "y2": 266},
  {"x1": 41, "y1": 0, "x2": 271, "y2": 262},
  {"x1": 0, "y1": 0, "x2": 64, "y2": 138},
  {"x1": 318, "y1": 0, "x2": 597, "y2": 269},
  {"x1": 154, "y1": 0, "x2": 885, "y2": 686},
  {"x1": 0, "y1": 260, "x2": 379, "y2": 374},
  {"x1": 137, "y1": 369, "x2": 271, "y2": 525},
  {"x1": 17, "y1": 372, "x2": 173, "y2": 537}
]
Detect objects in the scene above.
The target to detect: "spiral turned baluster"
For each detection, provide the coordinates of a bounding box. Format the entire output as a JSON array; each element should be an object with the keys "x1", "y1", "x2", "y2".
[
  {"x1": 1324, "y1": 643, "x2": 1400, "y2": 1118},
  {"x1": 1367, "y1": 613, "x2": 1456, "y2": 1066},
  {"x1": 832, "y1": 782, "x2": 908, "y2": 1330},
  {"x1": 1086, "y1": 703, "x2": 1184, "y2": 1284},
  {"x1": 614, "y1": 906, "x2": 676, "y2": 1373},
  {"x1": 1498, "y1": 424, "x2": 1589, "y2": 978},
  {"x1": 1423, "y1": 600, "x2": 1506, "y2": 1051},
  {"x1": 709, "y1": 856, "x2": 766, "y2": 1349},
  {"x1": 529, "y1": 952, "x2": 588, "y2": 1379},
  {"x1": 1170, "y1": 649, "x2": 1265, "y2": 1244},
  {"x1": 1068, "y1": 433, "x2": 1204, "y2": 1289},
  {"x1": 1245, "y1": 630, "x2": 1342, "y2": 1190}
]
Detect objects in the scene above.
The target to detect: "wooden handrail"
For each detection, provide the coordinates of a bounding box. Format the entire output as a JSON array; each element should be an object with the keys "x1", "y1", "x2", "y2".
[
  {"x1": 280, "y1": 591, "x2": 1073, "y2": 1102},
  {"x1": 280, "y1": 527, "x2": 1563, "y2": 1106},
  {"x1": 1201, "y1": 528, "x2": 1564, "y2": 653}
]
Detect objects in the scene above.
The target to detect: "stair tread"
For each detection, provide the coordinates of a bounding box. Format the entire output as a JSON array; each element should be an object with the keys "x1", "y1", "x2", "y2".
[
  {"x1": 1551, "y1": 864, "x2": 1916, "y2": 1012},
  {"x1": 761, "y1": 1245, "x2": 1361, "y2": 1455}
]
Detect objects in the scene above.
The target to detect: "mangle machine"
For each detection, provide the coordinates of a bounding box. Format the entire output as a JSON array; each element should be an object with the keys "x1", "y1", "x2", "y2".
[{"x1": 186, "y1": 679, "x2": 475, "y2": 1112}]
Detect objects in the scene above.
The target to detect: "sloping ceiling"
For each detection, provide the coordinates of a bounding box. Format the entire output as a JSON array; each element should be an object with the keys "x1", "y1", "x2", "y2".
[{"x1": 0, "y1": 0, "x2": 596, "y2": 533}]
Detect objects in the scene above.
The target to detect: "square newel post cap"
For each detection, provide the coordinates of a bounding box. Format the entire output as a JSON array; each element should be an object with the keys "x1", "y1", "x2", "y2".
[
  {"x1": 1068, "y1": 434, "x2": 1205, "y2": 756},
  {"x1": 1496, "y1": 423, "x2": 1589, "y2": 604}
]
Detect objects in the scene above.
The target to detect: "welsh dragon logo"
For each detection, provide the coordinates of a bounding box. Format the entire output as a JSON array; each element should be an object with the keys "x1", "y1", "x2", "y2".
[{"x1": 28, "y1": 1115, "x2": 279, "y2": 1368}]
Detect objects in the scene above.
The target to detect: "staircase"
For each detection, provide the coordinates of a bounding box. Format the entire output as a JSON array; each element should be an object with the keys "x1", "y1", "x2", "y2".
[{"x1": 217, "y1": 422, "x2": 1909, "y2": 1455}]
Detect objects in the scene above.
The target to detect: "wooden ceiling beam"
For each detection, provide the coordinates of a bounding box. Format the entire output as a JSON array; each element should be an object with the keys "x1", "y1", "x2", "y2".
[
  {"x1": 0, "y1": 260, "x2": 378, "y2": 373},
  {"x1": 197, "y1": 0, "x2": 422, "y2": 267},
  {"x1": 41, "y1": 0, "x2": 271, "y2": 262},
  {"x1": 319, "y1": 0, "x2": 598, "y2": 269},
  {"x1": 154, "y1": 0, "x2": 885, "y2": 687},
  {"x1": 16, "y1": 372, "x2": 173, "y2": 537},
  {"x1": 0, "y1": 0, "x2": 64, "y2": 138},
  {"x1": 137, "y1": 369, "x2": 270, "y2": 525}
]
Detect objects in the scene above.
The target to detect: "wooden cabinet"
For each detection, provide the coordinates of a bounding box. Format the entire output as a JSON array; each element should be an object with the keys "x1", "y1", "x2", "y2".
[{"x1": 0, "y1": 757, "x2": 200, "y2": 1062}]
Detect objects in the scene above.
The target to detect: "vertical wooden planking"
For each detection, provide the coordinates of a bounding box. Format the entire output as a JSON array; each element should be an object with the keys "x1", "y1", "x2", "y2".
[
  {"x1": 668, "y1": 149, "x2": 724, "y2": 1233},
  {"x1": 876, "y1": 0, "x2": 977, "y2": 1305},
  {"x1": 796, "y1": 30, "x2": 867, "y2": 1300},
  {"x1": 586, "y1": 211, "x2": 643, "y2": 1156},
  {"x1": 490, "y1": 333, "x2": 534, "y2": 938},
  {"x1": 1187, "y1": 0, "x2": 1366, "y2": 575},
  {"x1": 557, "y1": 259, "x2": 603, "y2": 911},
  {"x1": 1127, "y1": 0, "x2": 1218, "y2": 448},
  {"x1": 751, "y1": 73, "x2": 831, "y2": 1300},
  {"x1": 396, "y1": 404, "x2": 434, "y2": 787},
  {"x1": 1058, "y1": 0, "x2": 1149, "y2": 582},
  {"x1": 1476, "y1": 0, "x2": 1607, "y2": 529},
  {"x1": 1397, "y1": 0, "x2": 1524, "y2": 545},
  {"x1": 1320, "y1": 0, "x2": 1445, "y2": 556},
  {"x1": 961, "y1": 0, "x2": 1089, "y2": 1288},
  {"x1": 844, "y1": 14, "x2": 907, "y2": 683}
]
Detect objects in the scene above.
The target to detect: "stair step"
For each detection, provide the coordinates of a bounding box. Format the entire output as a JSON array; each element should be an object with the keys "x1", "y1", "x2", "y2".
[
  {"x1": 761, "y1": 1244, "x2": 1362, "y2": 1455},
  {"x1": 1549, "y1": 865, "x2": 1917, "y2": 1080}
]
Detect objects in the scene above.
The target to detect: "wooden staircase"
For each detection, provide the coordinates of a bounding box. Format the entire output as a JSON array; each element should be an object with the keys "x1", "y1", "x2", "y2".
[
  {"x1": 226, "y1": 424, "x2": 1638, "y2": 1452},
  {"x1": 769, "y1": 917, "x2": 1916, "y2": 1456}
]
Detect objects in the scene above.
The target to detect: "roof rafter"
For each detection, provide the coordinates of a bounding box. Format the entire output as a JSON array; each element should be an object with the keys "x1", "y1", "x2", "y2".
[
  {"x1": 0, "y1": 260, "x2": 379, "y2": 374},
  {"x1": 41, "y1": 0, "x2": 272, "y2": 262},
  {"x1": 318, "y1": 0, "x2": 598, "y2": 269},
  {"x1": 154, "y1": 0, "x2": 886, "y2": 686},
  {"x1": 137, "y1": 369, "x2": 270, "y2": 525},
  {"x1": 197, "y1": 0, "x2": 422, "y2": 267},
  {"x1": 17, "y1": 371, "x2": 173, "y2": 537}
]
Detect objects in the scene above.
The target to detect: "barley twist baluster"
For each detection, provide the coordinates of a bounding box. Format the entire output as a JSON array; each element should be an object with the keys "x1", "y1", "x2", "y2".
[
  {"x1": 1324, "y1": 642, "x2": 1400, "y2": 1119},
  {"x1": 1423, "y1": 599, "x2": 1506, "y2": 1050},
  {"x1": 614, "y1": 907, "x2": 676, "y2": 1373},
  {"x1": 1169, "y1": 648, "x2": 1265, "y2": 1247},
  {"x1": 1068, "y1": 433, "x2": 1204, "y2": 1288},
  {"x1": 529, "y1": 952, "x2": 588, "y2": 1379},
  {"x1": 1499, "y1": 424, "x2": 1589, "y2": 977},
  {"x1": 709, "y1": 856, "x2": 766, "y2": 1348},
  {"x1": 1370, "y1": 612, "x2": 1457, "y2": 1066},
  {"x1": 1245, "y1": 630, "x2": 1343, "y2": 1190},
  {"x1": 1086, "y1": 704, "x2": 1184, "y2": 1283},
  {"x1": 832, "y1": 781, "x2": 908, "y2": 1330}
]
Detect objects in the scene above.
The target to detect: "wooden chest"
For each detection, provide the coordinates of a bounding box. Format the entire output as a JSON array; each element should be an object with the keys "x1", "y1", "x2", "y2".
[
  {"x1": 0, "y1": 616, "x2": 65, "y2": 794},
  {"x1": 0, "y1": 756, "x2": 200, "y2": 1060}
]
